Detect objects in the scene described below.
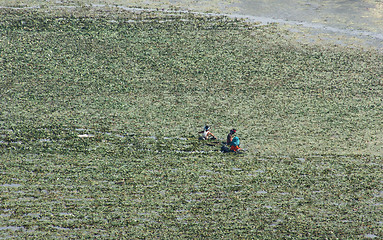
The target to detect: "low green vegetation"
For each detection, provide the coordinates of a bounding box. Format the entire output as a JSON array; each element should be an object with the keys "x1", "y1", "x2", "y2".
[{"x1": 0, "y1": 5, "x2": 382, "y2": 239}]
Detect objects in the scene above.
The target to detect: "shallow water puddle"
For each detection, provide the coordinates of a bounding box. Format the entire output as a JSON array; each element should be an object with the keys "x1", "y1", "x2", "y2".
[
  {"x1": 257, "y1": 190, "x2": 267, "y2": 194},
  {"x1": 77, "y1": 134, "x2": 95, "y2": 138},
  {"x1": 2, "y1": 126, "x2": 204, "y2": 154},
  {"x1": 24, "y1": 213, "x2": 40, "y2": 219},
  {"x1": 341, "y1": 220, "x2": 353, "y2": 223},
  {"x1": 0, "y1": 184, "x2": 22, "y2": 187},
  {"x1": 52, "y1": 226, "x2": 72, "y2": 230},
  {"x1": 39, "y1": 138, "x2": 52, "y2": 142},
  {"x1": 365, "y1": 234, "x2": 379, "y2": 238},
  {"x1": 270, "y1": 219, "x2": 284, "y2": 226},
  {"x1": 145, "y1": 136, "x2": 157, "y2": 140},
  {"x1": 0, "y1": 226, "x2": 24, "y2": 231}
]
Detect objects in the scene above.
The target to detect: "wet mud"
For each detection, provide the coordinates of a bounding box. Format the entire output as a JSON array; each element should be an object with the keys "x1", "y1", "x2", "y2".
[{"x1": 233, "y1": 0, "x2": 383, "y2": 51}]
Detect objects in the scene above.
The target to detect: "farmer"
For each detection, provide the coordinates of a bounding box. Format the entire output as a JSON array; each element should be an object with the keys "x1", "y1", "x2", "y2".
[
  {"x1": 226, "y1": 128, "x2": 237, "y2": 145},
  {"x1": 230, "y1": 136, "x2": 242, "y2": 152},
  {"x1": 199, "y1": 125, "x2": 216, "y2": 140}
]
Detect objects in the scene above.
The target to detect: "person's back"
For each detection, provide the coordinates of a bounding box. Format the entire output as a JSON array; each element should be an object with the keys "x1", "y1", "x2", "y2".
[
  {"x1": 202, "y1": 129, "x2": 209, "y2": 139},
  {"x1": 227, "y1": 129, "x2": 236, "y2": 145},
  {"x1": 199, "y1": 126, "x2": 216, "y2": 140}
]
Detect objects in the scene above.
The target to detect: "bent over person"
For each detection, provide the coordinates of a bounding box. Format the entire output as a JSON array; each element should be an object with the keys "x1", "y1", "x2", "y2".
[
  {"x1": 230, "y1": 136, "x2": 242, "y2": 152},
  {"x1": 199, "y1": 126, "x2": 216, "y2": 140},
  {"x1": 227, "y1": 129, "x2": 236, "y2": 145}
]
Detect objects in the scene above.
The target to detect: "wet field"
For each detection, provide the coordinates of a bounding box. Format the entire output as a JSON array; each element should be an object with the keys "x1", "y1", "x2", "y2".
[
  {"x1": 233, "y1": 0, "x2": 383, "y2": 51},
  {"x1": 2, "y1": 0, "x2": 382, "y2": 49},
  {"x1": 0, "y1": 1, "x2": 382, "y2": 239},
  {"x1": 82, "y1": 0, "x2": 383, "y2": 50}
]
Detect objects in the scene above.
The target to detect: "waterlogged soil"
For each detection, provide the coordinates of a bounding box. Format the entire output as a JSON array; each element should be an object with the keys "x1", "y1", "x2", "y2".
[
  {"x1": 2, "y1": 0, "x2": 382, "y2": 46},
  {"x1": 0, "y1": 4, "x2": 382, "y2": 239},
  {"x1": 235, "y1": 0, "x2": 383, "y2": 33},
  {"x1": 233, "y1": 0, "x2": 383, "y2": 51}
]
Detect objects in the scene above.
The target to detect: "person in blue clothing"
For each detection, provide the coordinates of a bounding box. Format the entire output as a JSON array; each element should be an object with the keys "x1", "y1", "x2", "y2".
[
  {"x1": 230, "y1": 136, "x2": 242, "y2": 152},
  {"x1": 221, "y1": 129, "x2": 243, "y2": 153}
]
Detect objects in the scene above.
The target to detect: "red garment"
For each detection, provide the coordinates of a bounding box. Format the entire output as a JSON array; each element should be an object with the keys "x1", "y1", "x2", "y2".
[{"x1": 230, "y1": 145, "x2": 240, "y2": 152}]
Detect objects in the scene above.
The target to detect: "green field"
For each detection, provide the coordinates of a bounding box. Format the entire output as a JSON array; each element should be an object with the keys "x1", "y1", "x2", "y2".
[{"x1": 1, "y1": 4, "x2": 382, "y2": 239}]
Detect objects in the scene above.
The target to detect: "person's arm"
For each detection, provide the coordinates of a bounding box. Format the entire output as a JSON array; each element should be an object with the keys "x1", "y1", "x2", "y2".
[{"x1": 227, "y1": 135, "x2": 232, "y2": 145}]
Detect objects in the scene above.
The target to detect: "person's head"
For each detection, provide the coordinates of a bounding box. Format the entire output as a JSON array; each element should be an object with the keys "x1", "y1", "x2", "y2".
[
  {"x1": 204, "y1": 126, "x2": 210, "y2": 131},
  {"x1": 230, "y1": 129, "x2": 237, "y2": 135}
]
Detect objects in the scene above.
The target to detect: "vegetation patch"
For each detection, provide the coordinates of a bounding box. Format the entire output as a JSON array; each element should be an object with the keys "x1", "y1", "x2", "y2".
[{"x1": 0, "y1": 5, "x2": 382, "y2": 239}]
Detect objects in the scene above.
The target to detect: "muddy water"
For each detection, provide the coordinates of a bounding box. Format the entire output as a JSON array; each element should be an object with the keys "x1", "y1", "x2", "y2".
[
  {"x1": 232, "y1": 0, "x2": 383, "y2": 51},
  {"x1": 235, "y1": 0, "x2": 382, "y2": 33},
  {"x1": 142, "y1": 0, "x2": 383, "y2": 50}
]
